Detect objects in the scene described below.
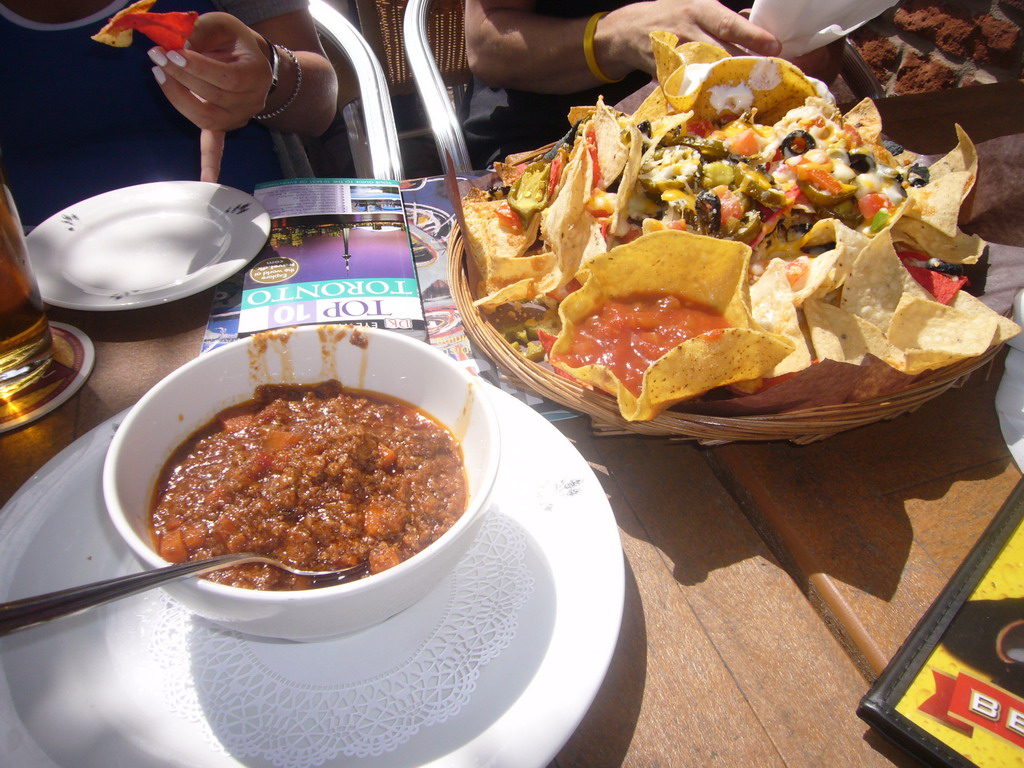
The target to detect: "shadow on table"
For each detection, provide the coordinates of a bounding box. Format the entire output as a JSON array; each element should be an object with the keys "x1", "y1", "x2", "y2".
[
  {"x1": 549, "y1": 558, "x2": 646, "y2": 767},
  {"x1": 707, "y1": 354, "x2": 1017, "y2": 604}
]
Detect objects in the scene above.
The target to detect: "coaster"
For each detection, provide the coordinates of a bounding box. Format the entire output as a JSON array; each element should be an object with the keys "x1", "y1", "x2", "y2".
[{"x1": 0, "y1": 322, "x2": 94, "y2": 433}]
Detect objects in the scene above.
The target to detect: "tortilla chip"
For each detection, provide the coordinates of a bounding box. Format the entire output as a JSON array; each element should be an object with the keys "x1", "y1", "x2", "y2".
[
  {"x1": 902, "y1": 127, "x2": 978, "y2": 237},
  {"x1": 650, "y1": 34, "x2": 729, "y2": 89},
  {"x1": 891, "y1": 217, "x2": 986, "y2": 265},
  {"x1": 889, "y1": 293, "x2": 998, "y2": 375},
  {"x1": 91, "y1": 0, "x2": 157, "y2": 46},
  {"x1": 610, "y1": 122, "x2": 643, "y2": 238},
  {"x1": 462, "y1": 194, "x2": 543, "y2": 295},
  {"x1": 549, "y1": 230, "x2": 793, "y2": 420},
  {"x1": 804, "y1": 298, "x2": 897, "y2": 366},
  {"x1": 632, "y1": 88, "x2": 670, "y2": 124},
  {"x1": 664, "y1": 56, "x2": 823, "y2": 125},
  {"x1": 842, "y1": 98, "x2": 884, "y2": 144},
  {"x1": 472, "y1": 252, "x2": 560, "y2": 310},
  {"x1": 950, "y1": 290, "x2": 1021, "y2": 345},
  {"x1": 540, "y1": 137, "x2": 607, "y2": 281},
  {"x1": 750, "y1": 259, "x2": 813, "y2": 375},
  {"x1": 841, "y1": 231, "x2": 931, "y2": 331},
  {"x1": 592, "y1": 97, "x2": 629, "y2": 190},
  {"x1": 789, "y1": 219, "x2": 870, "y2": 305}
]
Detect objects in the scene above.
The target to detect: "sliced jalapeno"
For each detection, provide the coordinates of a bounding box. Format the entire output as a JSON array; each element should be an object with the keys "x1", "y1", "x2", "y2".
[
  {"x1": 662, "y1": 128, "x2": 730, "y2": 159},
  {"x1": 736, "y1": 165, "x2": 787, "y2": 208},
  {"x1": 729, "y1": 210, "x2": 762, "y2": 244},
  {"x1": 796, "y1": 178, "x2": 858, "y2": 207}
]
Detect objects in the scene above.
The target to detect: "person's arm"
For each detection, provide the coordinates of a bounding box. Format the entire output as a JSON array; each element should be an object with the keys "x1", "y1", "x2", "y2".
[
  {"x1": 150, "y1": 10, "x2": 337, "y2": 135},
  {"x1": 149, "y1": 9, "x2": 338, "y2": 179},
  {"x1": 465, "y1": 0, "x2": 781, "y2": 94}
]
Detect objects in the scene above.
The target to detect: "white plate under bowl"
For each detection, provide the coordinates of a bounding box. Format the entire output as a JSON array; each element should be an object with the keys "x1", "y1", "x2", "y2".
[
  {"x1": 27, "y1": 182, "x2": 270, "y2": 311},
  {"x1": 0, "y1": 386, "x2": 624, "y2": 768}
]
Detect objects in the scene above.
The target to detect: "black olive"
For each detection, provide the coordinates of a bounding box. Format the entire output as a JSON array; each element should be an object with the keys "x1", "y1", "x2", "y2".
[
  {"x1": 694, "y1": 190, "x2": 722, "y2": 236},
  {"x1": 908, "y1": 164, "x2": 930, "y2": 187},
  {"x1": 926, "y1": 257, "x2": 964, "y2": 277},
  {"x1": 847, "y1": 150, "x2": 875, "y2": 175},
  {"x1": 637, "y1": 120, "x2": 652, "y2": 137},
  {"x1": 882, "y1": 139, "x2": 905, "y2": 156},
  {"x1": 781, "y1": 130, "x2": 816, "y2": 157}
]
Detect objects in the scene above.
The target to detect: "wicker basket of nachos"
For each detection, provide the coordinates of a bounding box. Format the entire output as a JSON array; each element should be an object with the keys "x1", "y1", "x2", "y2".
[{"x1": 452, "y1": 36, "x2": 1020, "y2": 443}]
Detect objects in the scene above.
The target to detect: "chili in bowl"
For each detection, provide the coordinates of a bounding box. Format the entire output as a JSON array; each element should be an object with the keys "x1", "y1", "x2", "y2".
[{"x1": 102, "y1": 324, "x2": 500, "y2": 641}]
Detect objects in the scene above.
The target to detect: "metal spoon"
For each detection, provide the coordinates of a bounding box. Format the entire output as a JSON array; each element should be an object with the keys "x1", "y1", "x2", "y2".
[{"x1": 0, "y1": 553, "x2": 368, "y2": 637}]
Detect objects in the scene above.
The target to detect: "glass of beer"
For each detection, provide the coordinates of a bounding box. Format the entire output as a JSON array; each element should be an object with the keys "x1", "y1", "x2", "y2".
[{"x1": 0, "y1": 156, "x2": 53, "y2": 400}]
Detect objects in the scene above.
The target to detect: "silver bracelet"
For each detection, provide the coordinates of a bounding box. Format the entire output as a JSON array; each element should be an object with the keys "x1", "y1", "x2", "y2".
[{"x1": 255, "y1": 45, "x2": 302, "y2": 120}]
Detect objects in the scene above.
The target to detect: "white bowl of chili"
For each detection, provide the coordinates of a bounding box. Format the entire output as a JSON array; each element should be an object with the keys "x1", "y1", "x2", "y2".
[{"x1": 103, "y1": 324, "x2": 500, "y2": 641}]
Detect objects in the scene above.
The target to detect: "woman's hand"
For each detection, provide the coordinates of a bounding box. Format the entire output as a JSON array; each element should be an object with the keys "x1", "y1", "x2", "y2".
[
  {"x1": 148, "y1": 10, "x2": 338, "y2": 182},
  {"x1": 149, "y1": 12, "x2": 272, "y2": 133}
]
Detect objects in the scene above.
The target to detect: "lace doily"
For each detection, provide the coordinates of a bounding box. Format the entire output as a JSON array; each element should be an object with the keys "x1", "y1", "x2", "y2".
[{"x1": 114, "y1": 510, "x2": 532, "y2": 767}]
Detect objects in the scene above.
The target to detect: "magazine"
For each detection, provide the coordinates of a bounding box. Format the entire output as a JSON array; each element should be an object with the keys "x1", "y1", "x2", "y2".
[
  {"x1": 859, "y1": 479, "x2": 1024, "y2": 767},
  {"x1": 232, "y1": 178, "x2": 426, "y2": 342}
]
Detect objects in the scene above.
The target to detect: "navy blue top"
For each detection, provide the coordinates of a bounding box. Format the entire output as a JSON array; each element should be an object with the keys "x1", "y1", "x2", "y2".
[
  {"x1": 460, "y1": 0, "x2": 748, "y2": 169},
  {"x1": 0, "y1": 0, "x2": 281, "y2": 225}
]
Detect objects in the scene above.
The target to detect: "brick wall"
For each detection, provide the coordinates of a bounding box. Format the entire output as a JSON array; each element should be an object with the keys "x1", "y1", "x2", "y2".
[{"x1": 850, "y1": 0, "x2": 1024, "y2": 94}]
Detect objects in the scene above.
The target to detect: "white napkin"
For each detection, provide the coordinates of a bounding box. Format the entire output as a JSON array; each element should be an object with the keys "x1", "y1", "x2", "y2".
[{"x1": 748, "y1": 0, "x2": 900, "y2": 60}]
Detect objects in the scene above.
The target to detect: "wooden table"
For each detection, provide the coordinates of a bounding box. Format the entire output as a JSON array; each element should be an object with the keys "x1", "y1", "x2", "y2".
[{"x1": 3, "y1": 81, "x2": 1023, "y2": 767}]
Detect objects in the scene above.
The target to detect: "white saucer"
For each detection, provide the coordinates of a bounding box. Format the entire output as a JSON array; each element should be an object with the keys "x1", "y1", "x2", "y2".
[
  {"x1": 0, "y1": 387, "x2": 624, "y2": 768},
  {"x1": 27, "y1": 182, "x2": 270, "y2": 311}
]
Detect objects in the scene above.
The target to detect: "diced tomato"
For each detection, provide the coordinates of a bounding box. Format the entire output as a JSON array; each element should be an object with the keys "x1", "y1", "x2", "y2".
[
  {"x1": 786, "y1": 257, "x2": 811, "y2": 289},
  {"x1": 799, "y1": 166, "x2": 846, "y2": 195},
  {"x1": 263, "y1": 429, "x2": 299, "y2": 453},
  {"x1": 688, "y1": 118, "x2": 713, "y2": 138},
  {"x1": 495, "y1": 200, "x2": 522, "y2": 233},
  {"x1": 713, "y1": 186, "x2": 744, "y2": 226},
  {"x1": 843, "y1": 124, "x2": 864, "y2": 149},
  {"x1": 621, "y1": 225, "x2": 644, "y2": 243},
  {"x1": 157, "y1": 528, "x2": 187, "y2": 564},
  {"x1": 728, "y1": 129, "x2": 760, "y2": 157},
  {"x1": 219, "y1": 412, "x2": 254, "y2": 432},
  {"x1": 858, "y1": 192, "x2": 893, "y2": 221},
  {"x1": 547, "y1": 153, "x2": 564, "y2": 200},
  {"x1": 665, "y1": 219, "x2": 687, "y2": 231}
]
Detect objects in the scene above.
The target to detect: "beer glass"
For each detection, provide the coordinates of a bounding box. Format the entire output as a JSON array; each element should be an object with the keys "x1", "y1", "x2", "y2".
[{"x1": 0, "y1": 156, "x2": 53, "y2": 400}]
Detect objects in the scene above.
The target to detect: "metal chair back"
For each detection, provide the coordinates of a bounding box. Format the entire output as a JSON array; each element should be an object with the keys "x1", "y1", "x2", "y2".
[
  {"x1": 403, "y1": 0, "x2": 472, "y2": 172},
  {"x1": 309, "y1": 0, "x2": 405, "y2": 180}
]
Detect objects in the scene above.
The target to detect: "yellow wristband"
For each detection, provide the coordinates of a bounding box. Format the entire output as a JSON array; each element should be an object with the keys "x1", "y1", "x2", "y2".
[{"x1": 583, "y1": 12, "x2": 623, "y2": 84}]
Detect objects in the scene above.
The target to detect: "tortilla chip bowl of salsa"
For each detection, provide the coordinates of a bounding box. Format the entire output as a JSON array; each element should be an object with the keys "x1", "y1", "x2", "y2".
[{"x1": 103, "y1": 324, "x2": 501, "y2": 641}]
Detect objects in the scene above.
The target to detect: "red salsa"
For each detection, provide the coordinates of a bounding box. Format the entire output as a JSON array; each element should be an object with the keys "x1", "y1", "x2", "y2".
[
  {"x1": 555, "y1": 293, "x2": 730, "y2": 396},
  {"x1": 151, "y1": 380, "x2": 468, "y2": 591}
]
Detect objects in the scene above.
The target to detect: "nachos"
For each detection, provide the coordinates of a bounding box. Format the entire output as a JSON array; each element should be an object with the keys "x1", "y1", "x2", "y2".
[{"x1": 461, "y1": 38, "x2": 1019, "y2": 421}]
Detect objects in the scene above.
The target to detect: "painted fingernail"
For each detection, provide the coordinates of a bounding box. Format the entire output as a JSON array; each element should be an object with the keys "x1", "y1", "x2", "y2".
[
  {"x1": 167, "y1": 50, "x2": 187, "y2": 67},
  {"x1": 152, "y1": 65, "x2": 166, "y2": 85},
  {"x1": 148, "y1": 47, "x2": 168, "y2": 66}
]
